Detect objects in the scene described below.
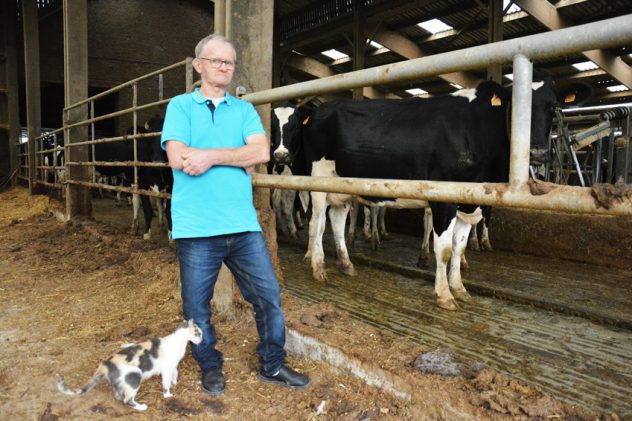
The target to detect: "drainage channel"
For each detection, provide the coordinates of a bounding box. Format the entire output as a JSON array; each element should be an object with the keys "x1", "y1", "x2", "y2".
[{"x1": 278, "y1": 242, "x2": 632, "y2": 418}]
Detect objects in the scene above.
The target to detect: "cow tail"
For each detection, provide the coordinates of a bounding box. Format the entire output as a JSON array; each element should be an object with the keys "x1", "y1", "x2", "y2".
[{"x1": 56, "y1": 365, "x2": 106, "y2": 396}]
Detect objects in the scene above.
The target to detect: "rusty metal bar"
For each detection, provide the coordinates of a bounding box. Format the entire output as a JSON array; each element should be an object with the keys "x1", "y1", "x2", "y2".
[
  {"x1": 242, "y1": 14, "x2": 632, "y2": 105},
  {"x1": 66, "y1": 161, "x2": 169, "y2": 168},
  {"x1": 63, "y1": 99, "x2": 170, "y2": 131},
  {"x1": 65, "y1": 131, "x2": 162, "y2": 148},
  {"x1": 65, "y1": 179, "x2": 171, "y2": 199},
  {"x1": 251, "y1": 173, "x2": 632, "y2": 216}
]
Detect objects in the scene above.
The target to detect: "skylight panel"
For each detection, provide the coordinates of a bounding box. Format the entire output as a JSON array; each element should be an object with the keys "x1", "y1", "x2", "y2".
[
  {"x1": 572, "y1": 61, "x2": 598, "y2": 71},
  {"x1": 406, "y1": 88, "x2": 428, "y2": 96},
  {"x1": 504, "y1": 73, "x2": 514, "y2": 81},
  {"x1": 417, "y1": 19, "x2": 453, "y2": 34},
  {"x1": 503, "y1": 0, "x2": 522, "y2": 14},
  {"x1": 606, "y1": 85, "x2": 629, "y2": 92},
  {"x1": 321, "y1": 49, "x2": 348, "y2": 60},
  {"x1": 450, "y1": 83, "x2": 463, "y2": 90}
]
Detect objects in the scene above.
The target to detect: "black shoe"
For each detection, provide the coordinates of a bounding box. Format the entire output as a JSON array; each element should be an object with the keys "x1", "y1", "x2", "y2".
[
  {"x1": 201, "y1": 368, "x2": 225, "y2": 395},
  {"x1": 258, "y1": 365, "x2": 310, "y2": 390}
]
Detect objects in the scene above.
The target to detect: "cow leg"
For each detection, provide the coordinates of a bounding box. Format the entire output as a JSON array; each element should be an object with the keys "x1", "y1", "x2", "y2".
[
  {"x1": 141, "y1": 195, "x2": 154, "y2": 240},
  {"x1": 449, "y1": 217, "x2": 476, "y2": 302},
  {"x1": 362, "y1": 206, "x2": 371, "y2": 241},
  {"x1": 131, "y1": 192, "x2": 141, "y2": 235},
  {"x1": 346, "y1": 198, "x2": 358, "y2": 246},
  {"x1": 282, "y1": 190, "x2": 298, "y2": 238},
  {"x1": 329, "y1": 204, "x2": 355, "y2": 276},
  {"x1": 418, "y1": 208, "x2": 433, "y2": 267},
  {"x1": 370, "y1": 205, "x2": 380, "y2": 250},
  {"x1": 480, "y1": 206, "x2": 493, "y2": 251},
  {"x1": 308, "y1": 192, "x2": 328, "y2": 281},
  {"x1": 378, "y1": 207, "x2": 388, "y2": 239},
  {"x1": 430, "y1": 203, "x2": 458, "y2": 311},
  {"x1": 467, "y1": 221, "x2": 481, "y2": 251}
]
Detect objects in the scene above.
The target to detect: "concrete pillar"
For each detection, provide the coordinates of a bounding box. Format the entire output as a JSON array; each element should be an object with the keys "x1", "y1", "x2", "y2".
[
  {"x1": 5, "y1": 0, "x2": 20, "y2": 186},
  {"x1": 487, "y1": 0, "x2": 503, "y2": 82},
  {"x1": 22, "y1": 0, "x2": 41, "y2": 194},
  {"x1": 63, "y1": 0, "x2": 91, "y2": 218}
]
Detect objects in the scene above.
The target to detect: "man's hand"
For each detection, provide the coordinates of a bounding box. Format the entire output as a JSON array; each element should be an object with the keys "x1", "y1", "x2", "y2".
[{"x1": 181, "y1": 149, "x2": 213, "y2": 176}]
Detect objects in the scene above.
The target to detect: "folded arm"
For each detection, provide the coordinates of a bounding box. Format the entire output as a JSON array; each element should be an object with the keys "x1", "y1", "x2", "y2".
[{"x1": 165, "y1": 133, "x2": 269, "y2": 176}]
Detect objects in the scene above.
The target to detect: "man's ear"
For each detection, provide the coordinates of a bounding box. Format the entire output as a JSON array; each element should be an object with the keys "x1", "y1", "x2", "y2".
[{"x1": 192, "y1": 58, "x2": 203, "y2": 75}]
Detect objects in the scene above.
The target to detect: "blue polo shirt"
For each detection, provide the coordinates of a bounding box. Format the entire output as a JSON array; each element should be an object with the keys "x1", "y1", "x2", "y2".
[{"x1": 161, "y1": 89, "x2": 265, "y2": 239}]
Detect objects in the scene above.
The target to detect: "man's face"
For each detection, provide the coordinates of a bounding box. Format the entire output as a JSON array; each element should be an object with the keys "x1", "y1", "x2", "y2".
[{"x1": 195, "y1": 40, "x2": 236, "y2": 89}]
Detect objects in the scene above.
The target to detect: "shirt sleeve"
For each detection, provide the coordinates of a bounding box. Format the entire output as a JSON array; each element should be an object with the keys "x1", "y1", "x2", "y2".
[
  {"x1": 161, "y1": 96, "x2": 191, "y2": 150},
  {"x1": 242, "y1": 102, "x2": 266, "y2": 141}
]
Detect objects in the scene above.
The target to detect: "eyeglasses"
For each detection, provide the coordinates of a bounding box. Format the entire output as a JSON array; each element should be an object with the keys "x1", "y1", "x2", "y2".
[{"x1": 197, "y1": 57, "x2": 235, "y2": 69}]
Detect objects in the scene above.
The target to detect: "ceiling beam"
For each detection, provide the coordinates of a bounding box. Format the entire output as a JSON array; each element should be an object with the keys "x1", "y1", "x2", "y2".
[
  {"x1": 515, "y1": 0, "x2": 632, "y2": 89},
  {"x1": 371, "y1": 28, "x2": 481, "y2": 88},
  {"x1": 286, "y1": 54, "x2": 400, "y2": 99}
]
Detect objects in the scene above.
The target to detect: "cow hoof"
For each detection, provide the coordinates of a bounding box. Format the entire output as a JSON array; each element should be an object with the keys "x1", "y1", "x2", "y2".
[
  {"x1": 338, "y1": 263, "x2": 356, "y2": 277},
  {"x1": 437, "y1": 297, "x2": 458, "y2": 311},
  {"x1": 481, "y1": 240, "x2": 493, "y2": 251},
  {"x1": 143, "y1": 233, "x2": 151, "y2": 240},
  {"x1": 313, "y1": 264, "x2": 328, "y2": 282},
  {"x1": 452, "y1": 289, "x2": 471, "y2": 301}
]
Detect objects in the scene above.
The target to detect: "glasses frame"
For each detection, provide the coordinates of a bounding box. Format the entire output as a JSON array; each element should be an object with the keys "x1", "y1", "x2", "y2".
[{"x1": 197, "y1": 57, "x2": 236, "y2": 69}]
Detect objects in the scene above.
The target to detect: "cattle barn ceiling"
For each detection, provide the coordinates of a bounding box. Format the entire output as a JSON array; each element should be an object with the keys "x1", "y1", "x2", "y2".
[{"x1": 275, "y1": 0, "x2": 632, "y2": 106}]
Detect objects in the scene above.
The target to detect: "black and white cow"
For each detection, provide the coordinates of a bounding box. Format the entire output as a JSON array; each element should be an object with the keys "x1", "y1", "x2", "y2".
[{"x1": 274, "y1": 71, "x2": 589, "y2": 310}]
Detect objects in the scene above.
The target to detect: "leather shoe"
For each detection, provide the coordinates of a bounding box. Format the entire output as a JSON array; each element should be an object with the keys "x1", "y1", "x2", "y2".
[
  {"x1": 201, "y1": 368, "x2": 225, "y2": 395},
  {"x1": 258, "y1": 365, "x2": 310, "y2": 390}
]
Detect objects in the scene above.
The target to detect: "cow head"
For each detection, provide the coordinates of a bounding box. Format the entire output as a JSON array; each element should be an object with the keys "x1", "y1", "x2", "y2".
[
  {"x1": 530, "y1": 70, "x2": 592, "y2": 165},
  {"x1": 271, "y1": 107, "x2": 295, "y2": 166}
]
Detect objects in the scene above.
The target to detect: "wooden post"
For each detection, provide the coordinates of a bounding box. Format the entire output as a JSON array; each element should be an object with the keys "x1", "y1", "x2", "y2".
[
  {"x1": 22, "y1": 0, "x2": 41, "y2": 194},
  {"x1": 63, "y1": 0, "x2": 91, "y2": 218}
]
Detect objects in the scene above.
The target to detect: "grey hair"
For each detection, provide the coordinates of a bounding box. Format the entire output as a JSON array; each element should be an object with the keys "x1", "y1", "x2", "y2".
[{"x1": 195, "y1": 34, "x2": 237, "y2": 61}]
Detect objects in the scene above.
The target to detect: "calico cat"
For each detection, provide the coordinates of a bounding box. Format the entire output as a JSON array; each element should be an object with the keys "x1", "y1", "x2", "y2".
[{"x1": 56, "y1": 319, "x2": 203, "y2": 411}]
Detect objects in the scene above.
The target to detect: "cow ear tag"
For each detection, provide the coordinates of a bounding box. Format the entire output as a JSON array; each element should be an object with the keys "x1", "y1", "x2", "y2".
[
  {"x1": 491, "y1": 94, "x2": 501, "y2": 106},
  {"x1": 564, "y1": 93, "x2": 576, "y2": 104},
  {"x1": 303, "y1": 116, "x2": 310, "y2": 125}
]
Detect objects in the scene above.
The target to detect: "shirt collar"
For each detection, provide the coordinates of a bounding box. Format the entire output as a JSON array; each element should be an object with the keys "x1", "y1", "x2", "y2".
[{"x1": 192, "y1": 88, "x2": 234, "y2": 106}]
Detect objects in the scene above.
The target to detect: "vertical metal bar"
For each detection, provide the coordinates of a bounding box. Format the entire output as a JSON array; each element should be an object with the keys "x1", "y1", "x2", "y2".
[
  {"x1": 132, "y1": 82, "x2": 138, "y2": 190},
  {"x1": 593, "y1": 138, "x2": 602, "y2": 184},
  {"x1": 158, "y1": 73, "x2": 164, "y2": 101},
  {"x1": 185, "y1": 57, "x2": 194, "y2": 93},
  {"x1": 225, "y1": 0, "x2": 232, "y2": 39},
  {"x1": 90, "y1": 100, "x2": 95, "y2": 183},
  {"x1": 509, "y1": 54, "x2": 533, "y2": 186},
  {"x1": 624, "y1": 108, "x2": 631, "y2": 184}
]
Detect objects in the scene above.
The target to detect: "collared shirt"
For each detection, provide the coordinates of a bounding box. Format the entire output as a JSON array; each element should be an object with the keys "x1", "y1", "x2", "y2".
[{"x1": 161, "y1": 89, "x2": 266, "y2": 239}]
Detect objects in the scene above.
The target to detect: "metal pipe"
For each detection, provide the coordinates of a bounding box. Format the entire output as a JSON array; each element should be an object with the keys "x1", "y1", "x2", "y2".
[
  {"x1": 214, "y1": 0, "x2": 226, "y2": 36},
  {"x1": 242, "y1": 14, "x2": 632, "y2": 105},
  {"x1": 251, "y1": 173, "x2": 632, "y2": 216},
  {"x1": 66, "y1": 161, "x2": 169, "y2": 168},
  {"x1": 509, "y1": 54, "x2": 532, "y2": 186},
  {"x1": 64, "y1": 99, "x2": 170, "y2": 131},
  {"x1": 64, "y1": 131, "x2": 162, "y2": 148},
  {"x1": 65, "y1": 179, "x2": 171, "y2": 199},
  {"x1": 65, "y1": 59, "x2": 187, "y2": 110}
]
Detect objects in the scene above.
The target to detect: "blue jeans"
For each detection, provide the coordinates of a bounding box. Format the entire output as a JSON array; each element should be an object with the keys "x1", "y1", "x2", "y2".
[{"x1": 176, "y1": 232, "x2": 286, "y2": 375}]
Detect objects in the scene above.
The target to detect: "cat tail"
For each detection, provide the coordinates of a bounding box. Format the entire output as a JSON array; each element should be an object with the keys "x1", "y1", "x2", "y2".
[{"x1": 57, "y1": 365, "x2": 107, "y2": 396}]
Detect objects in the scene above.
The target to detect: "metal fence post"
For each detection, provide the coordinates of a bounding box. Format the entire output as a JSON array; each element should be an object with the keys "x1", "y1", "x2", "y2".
[{"x1": 509, "y1": 54, "x2": 533, "y2": 186}]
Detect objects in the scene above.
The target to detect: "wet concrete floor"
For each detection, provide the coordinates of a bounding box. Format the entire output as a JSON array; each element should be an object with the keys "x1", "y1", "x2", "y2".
[{"x1": 277, "y1": 230, "x2": 632, "y2": 419}]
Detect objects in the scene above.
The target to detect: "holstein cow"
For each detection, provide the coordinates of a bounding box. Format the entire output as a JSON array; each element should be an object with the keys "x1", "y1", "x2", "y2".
[{"x1": 275, "y1": 71, "x2": 589, "y2": 310}]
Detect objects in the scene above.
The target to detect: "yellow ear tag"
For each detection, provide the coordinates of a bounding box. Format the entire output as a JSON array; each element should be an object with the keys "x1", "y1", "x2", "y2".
[
  {"x1": 564, "y1": 93, "x2": 576, "y2": 104},
  {"x1": 491, "y1": 94, "x2": 501, "y2": 106},
  {"x1": 302, "y1": 116, "x2": 310, "y2": 125}
]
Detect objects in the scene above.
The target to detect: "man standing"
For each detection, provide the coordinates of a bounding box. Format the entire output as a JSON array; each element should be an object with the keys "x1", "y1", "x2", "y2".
[{"x1": 161, "y1": 34, "x2": 309, "y2": 395}]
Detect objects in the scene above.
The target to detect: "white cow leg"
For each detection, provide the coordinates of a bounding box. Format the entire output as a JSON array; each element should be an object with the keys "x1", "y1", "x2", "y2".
[
  {"x1": 346, "y1": 198, "x2": 358, "y2": 246},
  {"x1": 329, "y1": 204, "x2": 355, "y2": 276},
  {"x1": 418, "y1": 208, "x2": 433, "y2": 268},
  {"x1": 370, "y1": 205, "x2": 380, "y2": 250},
  {"x1": 378, "y1": 207, "x2": 388, "y2": 239},
  {"x1": 362, "y1": 206, "x2": 371, "y2": 240},
  {"x1": 282, "y1": 190, "x2": 298, "y2": 238},
  {"x1": 308, "y1": 192, "x2": 328, "y2": 281},
  {"x1": 434, "y1": 217, "x2": 457, "y2": 310},
  {"x1": 131, "y1": 192, "x2": 141, "y2": 235},
  {"x1": 450, "y1": 218, "x2": 474, "y2": 301}
]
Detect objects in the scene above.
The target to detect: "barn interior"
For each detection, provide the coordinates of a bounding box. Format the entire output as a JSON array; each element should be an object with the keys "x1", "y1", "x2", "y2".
[{"x1": 1, "y1": 0, "x2": 632, "y2": 419}]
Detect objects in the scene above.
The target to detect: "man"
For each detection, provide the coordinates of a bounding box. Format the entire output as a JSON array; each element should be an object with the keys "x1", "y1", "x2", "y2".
[{"x1": 161, "y1": 34, "x2": 310, "y2": 395}]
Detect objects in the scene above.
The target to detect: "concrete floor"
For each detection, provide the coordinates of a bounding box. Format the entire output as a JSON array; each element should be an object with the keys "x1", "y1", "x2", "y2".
[{"x1": 277, "y1": 230, "x2": 632, "y2": 418}]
